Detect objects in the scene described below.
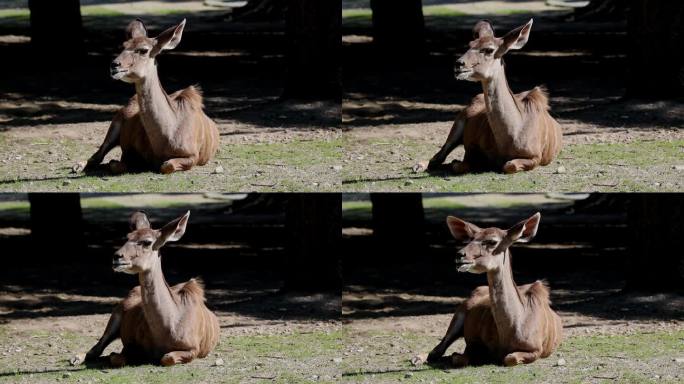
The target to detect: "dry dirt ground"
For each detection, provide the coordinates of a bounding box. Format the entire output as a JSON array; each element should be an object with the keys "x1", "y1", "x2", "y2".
[
  {"x1": 0, "y1": 4, "x2": 341, "y2": 192},
  {"x1": 342, "y1": 1, "x2": 684, "y2": 192},
  {"x1": 340, "y1": 194, "x2": 684, "y2": 383}
]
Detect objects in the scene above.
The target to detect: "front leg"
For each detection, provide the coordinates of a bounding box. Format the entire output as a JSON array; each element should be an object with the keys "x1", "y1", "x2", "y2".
[
  {"x1": 83, "y1": 114, "x2": 123, "y2": 172},
  {"x1": 503, "y1": 351, "x2": 539, "y2": 366},
  {"x1": 160, "y1": 350, "x2": 196, "y2": 366},
  {"x1": 160, "y1": 157, "x2": 197, "y2": 174},
  {"x1": 502, "y1": 158, "x2": 539, "y2": 174},
  {"x1": 428, "y1": 118, "x2": 465, "y2": 171},
  {"x1": 84, "y1": 304, "x2": 123, "y2": 363},
  {"x1": 428, "y1": 309, "x2": 465, "y2": 363}
]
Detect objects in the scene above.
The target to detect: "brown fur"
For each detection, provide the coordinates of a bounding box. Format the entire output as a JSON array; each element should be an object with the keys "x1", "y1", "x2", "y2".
[
  {"x1": 115, "y1": 86, "x2": 219, "y2": 171},
  {"x1": 458, "y1": 87, "x2": 562, "y2": 171},
  {"x1": 118, "y1": 279, "x2": 220, "y2": 363},
  {"x1": 458, "y1": 281, "x2": 562, "y2": 365}
]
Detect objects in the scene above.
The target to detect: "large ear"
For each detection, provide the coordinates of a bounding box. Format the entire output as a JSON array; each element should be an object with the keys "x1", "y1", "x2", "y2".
[
  {"x1": 495, "y1": 19, "x2": 533, "y2": 58},
  {"x1": 126, "y1": 18, "x2": 147, "y2": 39},
  {"x1": 153, "y1": 211, "x2": 190, "y2": 250},
  {"x1": 151, "y1": 19, "x2": 186, "y2": 57},
  {"x1": 473, "y1": 20, "x2": 494, "y2": 39},
  {"x1": 506, "y1": 212, "x2": 541, "y2": 243},
  {"x1": 129, "y1": 211, "x2": 150, "y2": 230},
  {"x1": 446, "y1": 216, "x2": 481, "y2": 241}
]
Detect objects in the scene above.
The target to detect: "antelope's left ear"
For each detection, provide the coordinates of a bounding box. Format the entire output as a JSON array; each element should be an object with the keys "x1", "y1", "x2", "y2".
[
  {"x1": 154, "y1": 210, "x2": 190, "y2": 250},
  {"x1": 151, "y1": 18, "x2": 186, "y2": 57},
  {"x1": 495, "y1": 18, "x2": 533, "y2": 58},
  {"x1": 507, "y1": 212, "x2": 541, "y2": 243}
]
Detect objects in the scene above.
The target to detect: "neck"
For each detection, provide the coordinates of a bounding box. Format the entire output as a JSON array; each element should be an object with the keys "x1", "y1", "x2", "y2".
[
  {"x1": 481, "y1": 63, "x2": 524, "y2": 145},
  {"x1": 486, "y1": 250, "x2": 525, "y2": 341},
  {"x1": 134, "y1": 65, "x2": 178, "y2": 142},
  {"x1": 139, "y1": 257, "x2": 180, "y2": 336}
]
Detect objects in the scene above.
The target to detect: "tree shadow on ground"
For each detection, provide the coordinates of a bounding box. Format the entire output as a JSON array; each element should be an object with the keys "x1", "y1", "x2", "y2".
[
  {"x1": 0, "y1": 11, "x2": 338, "y2": 131},
  {"x1": 0, "y1": 199, "x2": 340, "y2": 323},
  {"x1": 342, "y1": 200, "x2": 684, "y2": 323},
  {"x1": 343, "y1": 9, "x2": 683, "y2": 131}
]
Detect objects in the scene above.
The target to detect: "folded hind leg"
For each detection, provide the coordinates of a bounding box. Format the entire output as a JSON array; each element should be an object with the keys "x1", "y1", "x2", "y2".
[
  {"x1": 502, "y1": 158, "x2": 539, "y2": 174},
  {"x1": 160, "y1": 350, "x2": 196, "y2": 366},
  {"x1": 160, "y1": 157, "x2": 196, "y2": 174}
]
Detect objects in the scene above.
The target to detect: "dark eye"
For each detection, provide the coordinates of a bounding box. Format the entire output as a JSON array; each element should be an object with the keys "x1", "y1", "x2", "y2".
[
  {"x1": 481, "y1": 48, "x2": 494, "y2": 55},
  {"x1": 135, "y1": 48, "x2": 149, "y2": 55},
  {"x1": 139, "y1": 240, "x2": 152, "y2": 247},
  {"x1": 482, "y1": 240, "x2": 497, "y2": 247}
]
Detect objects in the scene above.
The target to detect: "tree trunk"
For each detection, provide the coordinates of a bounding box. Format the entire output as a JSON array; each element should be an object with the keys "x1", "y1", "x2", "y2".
[
  {"x1": 370, "y1": 0, "x2": 425, "y2": 60},
  {"x1": 29, "y1": 193, "x2": 84, "y2": 261},
  {"x1": 626, "y1": 194, "x2": 684, "y2": 291},
  {"x1": 230, "y1": 0, "x2": 287, "y2": 21},
  {"x1": 283, "y1": 0, "x2": 341, "y2": 100},
  {"x1": 371, "y1": 193, "x2": 425, "y2": 261},
  {"x1": 283, "y1": 194, "x2": 341, "y2": 292},
  {"x1": 627, "y1": 0, "x2": 684, "y2": 97},
  {"x1": 28, "y1": 0, "x2": 83, "y2": 58}
]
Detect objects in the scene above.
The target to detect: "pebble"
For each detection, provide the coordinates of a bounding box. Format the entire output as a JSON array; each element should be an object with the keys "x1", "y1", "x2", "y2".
[
  {"x1": 556, "y1": 358, "x2": 566, "y2": 366},
  {"x1": 555, "y1": 166, "x2": 566, "y2": 174},
  {"x1": 212, "y1": 165, "x2": 224, "y2": 174},
  {"x1": 332, "y1": 165, "x2": 343, "y2": 171},
  {"x1": 332, "y1": 357, "x2": 342, "y2": 363},
  {"x1": 674, "y1": 357, "x2": 684, "y2": 363},
  {"x1": 673, "y1": 165, "x2": 684, "y2": 171},
  {"x1": 214, "y1": 358, "x2": 224, "y2": 366}
]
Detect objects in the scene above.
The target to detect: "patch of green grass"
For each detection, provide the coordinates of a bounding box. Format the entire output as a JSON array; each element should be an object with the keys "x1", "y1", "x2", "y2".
[
  {"x1": 342, "y1": 139, "x2": 684, "y2": 192},
  {"x1": 0, "y1": 327, "x2": 342, "y2": 383},
  {"x1": 340, "y1": 329, "x2": 684, "y2": 384},
  {"x1": 81, "y1": 6, "x2": 124, "y2": 17},
  {"x1": 0, "y1": 8, "x2": 28, "y2": 20},
  {"x1": 0, "y1": 136, "x2": 342, "y2": 192},
  {"x1": 423, "y1": 6, "x2": 466, "y2": 17}
]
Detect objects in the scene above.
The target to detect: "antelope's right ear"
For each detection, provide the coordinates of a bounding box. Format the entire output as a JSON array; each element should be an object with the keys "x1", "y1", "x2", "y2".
[
  {"x1": 151, "y1": 18, "x2": 186, "y2": 57},
  {"x1": 129, "y1": 211, "x2": 150, "y2": 230},
  {"x1": 126, "y1": 18, "x2": 147, "y2": 39},
  {"x1": 507, "y1": 212, "x2": 541, "y2": 243},
  {"x1": 446, "y1": 216, "x2": 481, "y2": 241},
  {"x1": 154, "y1": 211, "x2": 190, "y2": 250}
]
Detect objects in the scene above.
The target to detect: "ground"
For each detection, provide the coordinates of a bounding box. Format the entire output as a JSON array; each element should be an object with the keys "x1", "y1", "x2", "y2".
[
  {"x1": 341, "y1": 0, "x2": 684, "y2": 192},
  {"x1": 340, "y1": 193, "x2": 684, "y2": 383},
  {"x1": 0, "y1": 194, "x2": 342, "y2": 383},
  {"x1": 0, "y1": 1, "x2": 341, "y2": 192}
]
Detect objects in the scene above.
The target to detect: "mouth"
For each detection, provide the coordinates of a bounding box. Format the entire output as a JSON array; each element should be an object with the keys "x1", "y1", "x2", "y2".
[
  {"x1": 454, "y1": 68, "x2": 474, "y2": 80},
  {"x1": 455, "y1": 260, "x2": 474, "y2": 273},
  {"x1": 112, "y1": 261, "x2": 131, "y2": 272},
  {"x1": 110, "y1": 69, "x2": 126, "y2": 80}
]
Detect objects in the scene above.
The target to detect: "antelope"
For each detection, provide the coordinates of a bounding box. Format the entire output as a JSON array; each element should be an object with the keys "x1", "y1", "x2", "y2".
[
  {"x1": 426, "y1": 19, "x2": 562, "y2": 174},
  {"x1": 83, "y1": 211, "x2": 220, "y2": 367},
  {"x1": 80, "y1": 19, "x2": 219, "y2": 174},
  {"x1": 427, "y1": 213, "x2": 562, "y2": 367}
]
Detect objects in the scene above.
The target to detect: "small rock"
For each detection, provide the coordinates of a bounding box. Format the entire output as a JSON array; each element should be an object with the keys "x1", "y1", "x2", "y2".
[
  {"x1": 69, "y1": 354, "x2": 85, "y2": 366},
  {"x1": 63, "y1": 180, "x2": 72, "y2": 186},
  {"x1": 555, "y1": 166, "x2": 566, "y2": 174},
  {"x1": 405, "y1": 372, "x2": 414, "y2": 378},
  {"x1": 404, "y1": 180, "x2": 414, "y2": 186},
  {"x1": 332, "y1": 165, "x2": 343, "y2": 171},
  {"x1": 673, "y1": 165, "x2": 684, "y2": 171},
  {"x1": 674, "y1": 357, "x2": 684, "y2": 363},
  {"x1": 214, "y1": 358, "x2": 224, "y2": 366},
  {"x1": 332, "y1": 357, "x2": 342, "y2": 363},
  {"x1": 212, "y1": 165, "x2": 224, "y2": 174},
  {"x1": 412, "y1": 161, "x2": 429, "y2": 173},
  {"x1": 63, "y1": 372, "x2": 72, "y2": 379},
  {"x1": 72, "y1": 161, "x2": 88, "y2": 173},
  {"x1": 410, "y1": 353, "x2": 427, "y2": 366},
  {"x1": 556, "y1": 358, "x2": 566, "y2": 366}
]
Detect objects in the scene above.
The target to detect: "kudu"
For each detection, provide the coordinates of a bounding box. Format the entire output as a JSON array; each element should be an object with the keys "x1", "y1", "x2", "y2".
[
  {"x1": 427, "y1": 19, "x2": 562, "y2": 174},
  {"x1": 83, "y1": 211, "x2": 220, "y2": 367},
  {"x1": 81, "y1": 19, "x2": 219, "y2": 174},
  {"x1": 427, "y1": 213, "x2": 562, "y2": 367}
]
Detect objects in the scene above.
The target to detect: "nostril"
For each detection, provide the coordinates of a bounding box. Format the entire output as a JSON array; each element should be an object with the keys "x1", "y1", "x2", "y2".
[{"x1": 110, "y1": 61, "x2": 120, "y2": 70}]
